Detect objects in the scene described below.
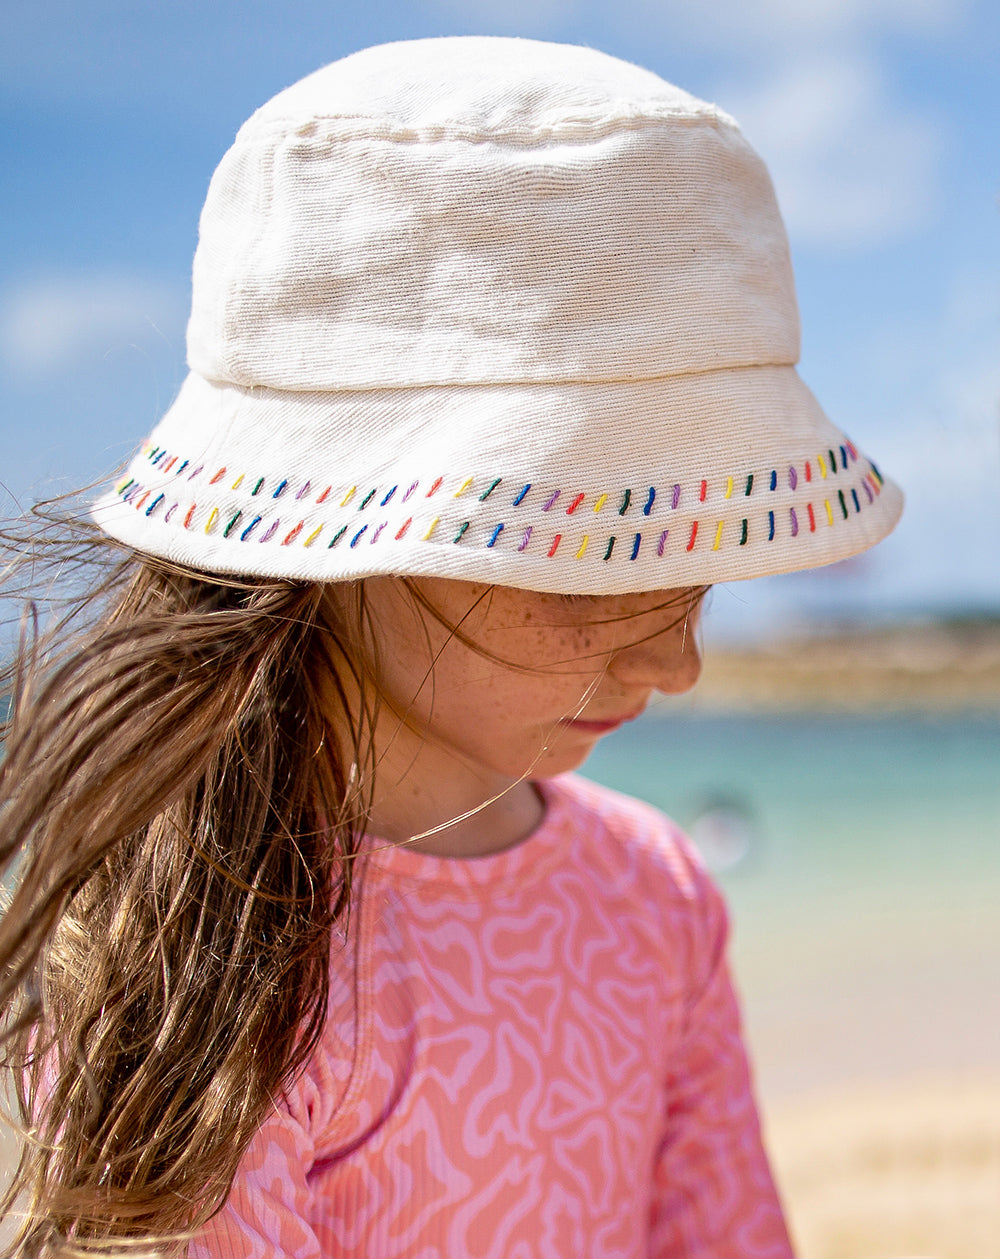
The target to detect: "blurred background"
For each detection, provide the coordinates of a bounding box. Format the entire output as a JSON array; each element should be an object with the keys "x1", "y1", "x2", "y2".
[{"x1": 2, "y1": 2, "x2": 998, "y2": 1254}]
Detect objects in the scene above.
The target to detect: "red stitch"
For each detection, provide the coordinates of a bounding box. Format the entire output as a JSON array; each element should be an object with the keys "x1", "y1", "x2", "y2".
[
  {"x1": 135, "y1": 491, "x2": 150, "y2": 510},
  {"x1": 183, "y1": 505, "x2": 196, "y2": 529},
  {"x1": 686, "y1": 521, "x2": 698, "y2": 551},
  {"x1": 282, "y1": 521, "x2": 304, "y2": 546},
  {"x1": 566, "y1": 493, "x2": 585, "y2": 514},
  {"x1": 699, "y1": 480, "x2": 707, "y2": 502},
  {"x1": 426, "y1": 477, "x2": 443, "y2": 497},
  {"x1": 807, "y1": 503, "x2": 816, "y2": 532},
  {"x1": 547, "y1": 534, "x2": 561, "y2": 557},
  {"x1": 209, "y1": 468, "x2": 226, "y2": 485},
  {"x1": 395, "y1": 517, "x2": 412, "y2": 540},
  {"x1": 316, "y1": 486, "x2": 331, "y2": 503},
  {"x1": 805, "y1": 462, "x2": 812, "y2": 482}
]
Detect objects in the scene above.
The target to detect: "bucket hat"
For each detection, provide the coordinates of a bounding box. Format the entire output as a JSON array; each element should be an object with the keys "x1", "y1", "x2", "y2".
[{"x1": 93, "y1": 36, "x2": 902, "y2": 594}]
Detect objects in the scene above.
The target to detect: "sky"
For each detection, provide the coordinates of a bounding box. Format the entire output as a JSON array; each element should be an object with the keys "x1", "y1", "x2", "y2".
[{"x1": 2, "y1": 0, "x2": 998, "y2": 641}]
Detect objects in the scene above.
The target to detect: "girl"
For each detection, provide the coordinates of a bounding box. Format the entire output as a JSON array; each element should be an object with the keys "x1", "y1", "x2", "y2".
[{"x1": 0, "y1": 36, "x2": 902, "y2": 1259}]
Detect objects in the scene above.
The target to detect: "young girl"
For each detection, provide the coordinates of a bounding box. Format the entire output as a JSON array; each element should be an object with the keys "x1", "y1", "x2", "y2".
[{"x1": 0, "y1": 36, "x2": 902, "y2": 1259}]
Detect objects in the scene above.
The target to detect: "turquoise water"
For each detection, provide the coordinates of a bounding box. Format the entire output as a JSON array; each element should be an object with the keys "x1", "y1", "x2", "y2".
[{"x1": 582, "y1": 710, "x2": 1000, "y2": 943}]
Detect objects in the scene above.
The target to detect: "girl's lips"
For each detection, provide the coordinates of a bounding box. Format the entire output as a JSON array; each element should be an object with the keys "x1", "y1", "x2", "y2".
[{"x1": 561, "y1": 710, "x2": 644, "y2": 735}]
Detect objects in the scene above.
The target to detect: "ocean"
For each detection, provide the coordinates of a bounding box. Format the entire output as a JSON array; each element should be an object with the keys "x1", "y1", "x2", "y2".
[{"x1": 581, "y1": 708, "x2": 1000, "y2": 1096}]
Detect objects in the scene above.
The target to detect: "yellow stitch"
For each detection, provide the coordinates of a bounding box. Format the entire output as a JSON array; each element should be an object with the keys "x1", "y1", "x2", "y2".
[
  {"x1": 231, "y1": 473, "x2": 244, "y2": 490},
  {"x1": 712, "y1": 521, "x2": 724, "y2": 551},
  {"x1": 205, "y1": 507, "x2": 219, "y2": 534},
  {"x1": 304, "y1": 525, "x2": 323, "y2": 546},
  {"x1": 724, "y1": 476, "x2": 733, "y2": 499},
  {"x1": 116, "y1": 478, "x2": 129, "y2": 494},
  {"x1": 454, "y1": 477, "x2": 473, "y2": 498},
  {"x1": 818, "y1": 454, "x2": 828, "y2": 479},
  {"x1": 340, "y1": 486, "x2": 357, "y2": 507},
  {"x1": 576, "y1": 535, "x2": 589, "y2": 559},
  {"x1": 423, "y1": 517, "x2": 439, "y2": 541},
  {"x1": 824, "y1": 499, "x2": 834, "y2": 526},
  {"x1": 593, "y1": 493, "x2": 608, "y2": 513}
]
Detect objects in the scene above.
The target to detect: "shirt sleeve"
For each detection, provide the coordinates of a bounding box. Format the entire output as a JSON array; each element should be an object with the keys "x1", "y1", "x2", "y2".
[
  {"x1": 649, "y1": 864, "x2": 795, "y2": 1259},
  {"x1": 189, "y1": 1102, "x2": 321, "y2": 1259}
]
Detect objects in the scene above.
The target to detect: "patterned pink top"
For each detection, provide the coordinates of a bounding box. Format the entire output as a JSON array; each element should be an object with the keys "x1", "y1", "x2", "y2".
[{"x1": 192, "y1": 775, "x2": 792, "y2": 1258}]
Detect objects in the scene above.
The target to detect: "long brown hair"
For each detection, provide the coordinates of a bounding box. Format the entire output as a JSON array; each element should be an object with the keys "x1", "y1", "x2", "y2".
[{"x1": 0, "y1": 510, "x2": 376, "y2": 1257}]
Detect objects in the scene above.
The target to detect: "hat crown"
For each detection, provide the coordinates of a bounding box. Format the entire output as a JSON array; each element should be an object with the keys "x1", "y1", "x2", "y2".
[
  {"x1": 187, "y1": 37, "x2": 798, "y2": 395},
  {"x1": 244, "y1": 37, "x2": 730, "y2": 138}
]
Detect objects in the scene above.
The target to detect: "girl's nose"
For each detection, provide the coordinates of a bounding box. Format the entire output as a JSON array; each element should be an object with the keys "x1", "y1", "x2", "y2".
[{"x1": 606, "y1": 624, "x2": 703, "y2": 695}]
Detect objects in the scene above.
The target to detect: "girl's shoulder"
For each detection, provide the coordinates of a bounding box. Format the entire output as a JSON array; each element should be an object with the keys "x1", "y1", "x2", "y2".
[{"x1": 540, "y1": 773, "x2": 715, "y2": 907}]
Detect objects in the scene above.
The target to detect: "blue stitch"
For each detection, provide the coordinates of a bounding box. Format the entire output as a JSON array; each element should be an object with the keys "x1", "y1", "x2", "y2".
[
  {"x1": 145, "y1": 493, "x2": 164, "y2": 516},
  {"x1": 630, "y1": 533, "x2": 641, "y2": 560},
  {"x1": 240, "y1": 516, "x2": 262, "y2": 541},
  {"x1": 380, "y1": 486, "x2": 397, "y2": 507},
  {"x1": 272, "y1": 479, "x2": 288, "y2": 498},
  {"x1": 512, "y1": 483, "x2": 531, "y2": 506},
  {"x1": 350, "y1": 525, "x2": 369, "y2": 548},
  {"x1": 643, "y1": 487, "x2": 655, "y2": 516},
  {"x1": 487, "y1": 523, "x2": 504, "y2": 547}
]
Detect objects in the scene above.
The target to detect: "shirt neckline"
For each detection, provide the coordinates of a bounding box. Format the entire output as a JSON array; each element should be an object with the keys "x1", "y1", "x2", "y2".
[{"x1": 362, "y1": 776, "x2": 575, "y2": 890}]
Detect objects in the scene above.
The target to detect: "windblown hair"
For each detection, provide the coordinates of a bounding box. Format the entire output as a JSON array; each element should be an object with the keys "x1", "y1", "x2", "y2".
[{"x1": 0, "y1": 511, "x2": 377, "y2": 1257}]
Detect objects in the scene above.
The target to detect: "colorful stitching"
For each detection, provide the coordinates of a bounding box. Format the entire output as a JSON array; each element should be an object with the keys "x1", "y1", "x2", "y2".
[
  {"x1": 518, "y1": 526, "x2": 532, "y2": 552},
  {"x1": 603, "y1": 537, "x2": 615, "y2": 561},
  {"x1": 260, "y1": 519, "x2": 279, "y2": 543},
  {"x1": 712, "y1": 522, "x2": 723, "y2": 551},
  {"x1": 548, "y1": 534, "x2": 561, "y2": 558},
  {"x1": 487, "y1": 524, "x2": 504, "y2": 547},
  {"x1": 542, "y1": 490, "x2": 561, "y2": 511},
  {"x1": 453, "y1": 521, "x2": 470, "y2": 543},
  {"x1": 576, "y1": 536, "x2": 589, "y2": 559},
  {"x1": 618, "y1": 489, "x2": 632, "y2": 515},
  {"x1": 480, "y1": 478, "x2": 502, "y2": 502},
  {"x1": 686, "y1": 521, "x2": 698, "y2": 552},
  {"x1": 657, "y1": 530, "x2": 668, "y2": 556},
  {"x1": 283, "y1": 522, "x2": 304, "y2": 546},
  {"x1": 241, "y1": 516, "x2": 261, "y2": 541},
  {"x1": 350, "y1": 525, "x2": 368, "y2": 548},
  {"x1": 513, "y1": 483, "x2": 531, "y2": 506},
  {"x1": 567, "y1": 493, "x2": 585, "y2": 514},
  {"x1": 643, "y1": 487, "x2": 655, "y2": 515},
  {"x1": 273, "y1": 479, "x2": 288, "y2": 498},
  {"x1": 630, "y1": 533, "x2": 641, "y2": 561}
]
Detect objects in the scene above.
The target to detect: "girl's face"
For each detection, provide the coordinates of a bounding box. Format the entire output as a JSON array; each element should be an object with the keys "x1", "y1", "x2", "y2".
[{"x1": 356, "y1": 578, "x2": 705, "y2": 849}]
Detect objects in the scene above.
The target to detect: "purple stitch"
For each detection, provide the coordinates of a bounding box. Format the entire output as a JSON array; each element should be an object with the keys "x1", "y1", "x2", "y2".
[
  {"x1": 296, "y1": 480, "x2": 312, "y2": 500},
  {"x1": 542, "y1": 489, "x2": 560, "y2": 511},
  {"x1": 164, "y1": 502, "x2": 177, "y2": 523},
  {"x1": 189, "y1": 465, "x2": 204, "y2": 480},
  {"x1": 402, "y1": 481, "x2": 419, "y2": 503},
  {"x1": 371, "y1": 522, "x2": 387, "y2": 543},
  {"x1": 260, "y1": 520, "x2": 280, "y2": 543},
  {"x1": 657, "y1": 529, "x2": 669, "y2": 556},
  {"x1": 789, "y1": 466, "x2": 798, "y2": 490},
  {"x1": 790, "y1": 507, "x2": 799, "y2": 537},
  {"x1": 671, "y1": 484, "x2": 681, "y2": 509},
  {"x1": 863, "y1": 480, "x2": 874, "y2": 504},
  {"x1": 517, "y1": 526, "x2": 533, "y2": 552}
]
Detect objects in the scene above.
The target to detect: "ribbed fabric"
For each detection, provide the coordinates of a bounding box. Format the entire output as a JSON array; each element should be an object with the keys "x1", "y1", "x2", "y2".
[{"x1": 191, "y1": 776, "x2": 792, "y2": 1258}]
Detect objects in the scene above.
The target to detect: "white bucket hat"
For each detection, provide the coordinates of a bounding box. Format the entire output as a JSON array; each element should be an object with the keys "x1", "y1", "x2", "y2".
[{"x1": 93, "y1": 36, "x2": 902, "y2": 594}]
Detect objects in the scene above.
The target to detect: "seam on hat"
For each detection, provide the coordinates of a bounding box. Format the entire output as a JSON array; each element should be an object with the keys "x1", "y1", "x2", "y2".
[{"x1": 242, "y1": 106, "x2": 740, "y2": 152}]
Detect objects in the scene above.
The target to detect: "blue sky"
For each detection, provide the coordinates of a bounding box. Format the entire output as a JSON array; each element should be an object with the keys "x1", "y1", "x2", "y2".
[{"x1": 2, "y1": 0, "x2": 998, "y2": 638}]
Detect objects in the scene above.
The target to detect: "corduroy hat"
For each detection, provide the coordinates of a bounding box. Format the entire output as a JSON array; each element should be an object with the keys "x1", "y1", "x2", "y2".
[{"x1": 93, "y1": 36, "x2": 902, "y2": 594}]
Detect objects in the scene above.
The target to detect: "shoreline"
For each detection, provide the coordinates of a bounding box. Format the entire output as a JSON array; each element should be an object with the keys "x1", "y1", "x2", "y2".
[{"x1": 695, "y1": 620, "x2": 1000, "y2": 712}]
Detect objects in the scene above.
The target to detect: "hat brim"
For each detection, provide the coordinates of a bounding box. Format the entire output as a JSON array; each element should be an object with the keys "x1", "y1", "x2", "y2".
[{"x1": 92, "y1": 364, "x2": 902, "y2": 594}]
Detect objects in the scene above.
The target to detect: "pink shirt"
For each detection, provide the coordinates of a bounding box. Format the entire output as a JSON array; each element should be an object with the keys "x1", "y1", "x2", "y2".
[{"x1": 192, "y1": 775, "x2": 792, "y2": 1258}]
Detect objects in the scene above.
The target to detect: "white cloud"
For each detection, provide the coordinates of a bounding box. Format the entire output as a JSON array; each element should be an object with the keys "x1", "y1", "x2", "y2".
[
  {"x1": 722, "y1": 53, "x2": 943, "y2": 248},
  {"x1": 0, "y1": 275, "x2": 186, "y2": 378}
]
